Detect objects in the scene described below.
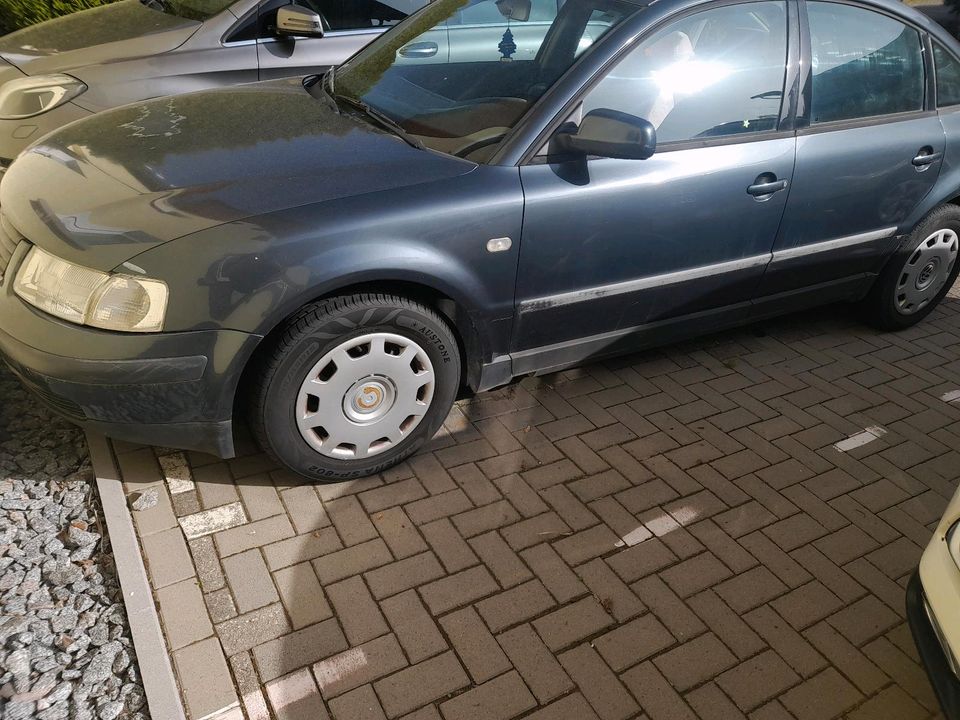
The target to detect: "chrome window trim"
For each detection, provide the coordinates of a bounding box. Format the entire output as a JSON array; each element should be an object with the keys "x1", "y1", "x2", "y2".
[{"x1": 518, "y1": 226, "x2": 897, "y2": 313}]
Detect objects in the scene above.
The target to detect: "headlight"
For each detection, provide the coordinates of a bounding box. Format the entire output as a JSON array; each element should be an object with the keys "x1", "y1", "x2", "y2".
[
  {"x1": 0, "y1": 74, "x2": 87, "y2": 120},
  {"x1": 14, "y1": 247, "x2": 168, "y2": 332}
]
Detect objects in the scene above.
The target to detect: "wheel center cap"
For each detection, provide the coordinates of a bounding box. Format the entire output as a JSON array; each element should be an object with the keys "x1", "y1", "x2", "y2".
[
  {"x1": 343, "y1": 377, "x2": 395, "y2": 424},
  {"x1": 916, "y1": 260, "x2": 939, "y2": 290},
  {"x1": 356, "y1": 384, "x2": 384, "y2": 412}
]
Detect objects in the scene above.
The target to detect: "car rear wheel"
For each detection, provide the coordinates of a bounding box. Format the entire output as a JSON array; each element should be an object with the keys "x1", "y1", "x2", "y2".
[
  {"x1": 249, "y1": 293, "x2": 461, "y2": 482},
  {"x1": 863, "y1": 204, "x2": 960, "y2": 330}
]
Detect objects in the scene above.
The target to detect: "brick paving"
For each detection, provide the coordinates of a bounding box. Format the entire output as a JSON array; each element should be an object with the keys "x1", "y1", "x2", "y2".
[{"x1": 114, "y1": 285, "x2": 960, "y2": 720}]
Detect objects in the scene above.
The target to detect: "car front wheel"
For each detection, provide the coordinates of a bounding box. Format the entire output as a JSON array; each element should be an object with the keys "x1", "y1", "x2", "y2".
[
  {"x1": 249, "y1": 293, "x2": 461, "y2": 482},
  {"x1": 864, "y1": 204, "x2": 960, "y2": 330}
]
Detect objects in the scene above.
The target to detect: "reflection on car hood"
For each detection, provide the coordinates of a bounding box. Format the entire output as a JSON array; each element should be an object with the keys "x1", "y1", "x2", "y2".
[
  {"x1": 0, "y1": 78, "x2": 474, "y2": 272},
  {"x1": 0, "y1": 0, "x2": 200, "y2": 75}
]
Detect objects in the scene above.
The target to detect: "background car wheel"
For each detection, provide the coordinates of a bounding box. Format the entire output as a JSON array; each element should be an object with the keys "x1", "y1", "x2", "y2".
[
  {"x1": 863, "y1": 204, "x2": 960, "y2": 331},
  {"x1": 249, "y1": 293, "x2": 461, "y2": 482}
]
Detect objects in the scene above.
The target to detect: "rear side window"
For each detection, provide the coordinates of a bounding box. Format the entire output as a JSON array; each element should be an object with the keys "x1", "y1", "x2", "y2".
[
  {"x1": 935, "y1": 42, "x2": 960, "y2": 107},
  {"x1": 807, "y1": 2, "x2": 925, "y2": 123}
]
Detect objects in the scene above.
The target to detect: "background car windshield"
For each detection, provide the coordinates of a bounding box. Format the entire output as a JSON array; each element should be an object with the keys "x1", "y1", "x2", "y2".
[{"x1": 333, "y1": 0, "x2": 637, "y2": 160}]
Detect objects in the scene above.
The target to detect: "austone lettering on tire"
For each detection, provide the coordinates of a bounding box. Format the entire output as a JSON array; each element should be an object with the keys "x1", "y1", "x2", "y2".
[{"x1": 399, "y1": 316, "x2": 451, "y2": 362}]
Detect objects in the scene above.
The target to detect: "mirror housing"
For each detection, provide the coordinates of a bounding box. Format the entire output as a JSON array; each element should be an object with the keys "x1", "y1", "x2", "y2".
[
  {"x1": 553, "y1": 108, "x2": 657, "y2": 160},
  {"x1": 495, "y1": 0, "x2": 531, "y2": 21},
  {"x1": 276, "y1": 6, "x2": 325, "y2": 37}
]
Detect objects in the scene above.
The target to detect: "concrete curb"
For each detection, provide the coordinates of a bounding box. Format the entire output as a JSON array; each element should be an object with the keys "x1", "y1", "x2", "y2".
[{"x1": 87, "y1": 431, "x2": 187, "y2": 720}]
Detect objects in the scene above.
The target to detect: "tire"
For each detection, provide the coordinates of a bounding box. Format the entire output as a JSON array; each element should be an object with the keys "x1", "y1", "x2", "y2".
[
  {"x1": 249, "y1": 293, "x2": 461, "y2": 483},
  {"x1": 863, "y1": 204, "x2": 960, "y2": 331}
]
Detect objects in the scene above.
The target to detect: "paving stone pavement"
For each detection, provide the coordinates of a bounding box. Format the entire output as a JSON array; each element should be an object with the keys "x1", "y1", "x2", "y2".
[{"x1": 115, "y1": 285, "x2": 960, "y2": 720}]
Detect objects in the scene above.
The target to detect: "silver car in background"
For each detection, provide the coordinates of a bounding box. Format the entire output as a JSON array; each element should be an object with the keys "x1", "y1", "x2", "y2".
[{"x1": 0, "y1": 0, "x2": 425, "y2": 168}]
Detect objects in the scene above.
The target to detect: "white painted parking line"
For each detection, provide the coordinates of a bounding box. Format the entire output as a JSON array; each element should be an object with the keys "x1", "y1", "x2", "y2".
[
  {"x1": 940, "y1": 389, "x2": 960, "y2": 404},
  {"x1": 833, "y1": 426, "x2": 887, "y2": 452}
]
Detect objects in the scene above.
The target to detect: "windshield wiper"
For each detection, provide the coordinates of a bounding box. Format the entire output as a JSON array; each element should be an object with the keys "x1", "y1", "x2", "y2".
[
  {"x1": 140, "y1": 0, "x2": 169, "y2": 11},
  {"x1": 334, "y1": 93, "x2": 423, "y2": 150}
]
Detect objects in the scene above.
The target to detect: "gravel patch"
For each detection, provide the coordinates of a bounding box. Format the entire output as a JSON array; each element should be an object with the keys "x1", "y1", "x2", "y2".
[{"x1": 0, "y1": 367, "x2": 148, "y2": 720}]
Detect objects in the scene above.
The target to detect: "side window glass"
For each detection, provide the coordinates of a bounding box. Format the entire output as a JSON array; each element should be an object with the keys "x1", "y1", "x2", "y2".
[
  {"x1": 226, "y1": 11, "x2": 260, "y2": 41},
  {"x1": 580, "y1": 1, "x2": 788, "y2": 145},
  {"x1": 807, "y1": 2, "x2": 924, "y2": 123},
  {"x1": 576, "y1": 8, "x2": 621, "y2": 57},
  {"x1": 935, "y1": 42, "x2": 960, "y2": 107}
]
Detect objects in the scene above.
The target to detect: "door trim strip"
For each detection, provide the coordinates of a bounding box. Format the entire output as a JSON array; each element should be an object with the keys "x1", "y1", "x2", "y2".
[
  {"x1": 518, "y1": 254, "x2": 770, "y2": 314},
  {"x1": 517, "y1": 226, "x2": 898, "y2": 315},
  {"x1": 771, "y1": 227, "x2": 898, "y2": 262}
]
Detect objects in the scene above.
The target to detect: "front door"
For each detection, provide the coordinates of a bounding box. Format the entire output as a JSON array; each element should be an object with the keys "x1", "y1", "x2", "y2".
[
  {"x1": 758, "y1": 0, "x2": 945, "y2": 302},
  {"x1": 513, "y1": 0, "x2": 795, "y2": 366}
]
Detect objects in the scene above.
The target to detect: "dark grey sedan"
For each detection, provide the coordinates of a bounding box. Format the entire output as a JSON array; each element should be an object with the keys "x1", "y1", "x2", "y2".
[{"x1": 1, "y1": 0, "x2": 960, "y2": 498}]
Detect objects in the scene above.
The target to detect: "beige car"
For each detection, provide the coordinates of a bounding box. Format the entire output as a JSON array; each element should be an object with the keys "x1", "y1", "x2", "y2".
[{"x1": 909, "y1": 482, "x2": 960, "y2": 719}]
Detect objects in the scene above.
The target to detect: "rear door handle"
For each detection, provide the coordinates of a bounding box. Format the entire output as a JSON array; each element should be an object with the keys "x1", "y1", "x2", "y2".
[
  {"x1": 747, "y1": 179, "x2": 788, "y2": 197},
  {"x1": 913, "y1": 150, "x2": 943, "y2": 167},
  {"x1": 399, "y1": 41, "x2": 438, "y2": 58}
]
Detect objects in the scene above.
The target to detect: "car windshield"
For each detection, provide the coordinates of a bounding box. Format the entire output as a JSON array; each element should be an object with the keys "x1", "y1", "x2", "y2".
[
  {"x1": 331, "y1": 0, "x2": 639, "y2": 160},
  {"x1": 140, "y1": 0, "x2": 236, "y2": 21}
]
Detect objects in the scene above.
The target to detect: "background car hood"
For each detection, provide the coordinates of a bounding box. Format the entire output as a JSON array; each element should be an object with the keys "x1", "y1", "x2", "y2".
[
  {"x1": 0, "y1": 78, "x2": 475, "y2": 271},
  {"x1": 0, "y1": 0, "x2": 200, "y2": 75},
  {"x1": 0, "y1": 56, "x2": 26, "y2": 93}
]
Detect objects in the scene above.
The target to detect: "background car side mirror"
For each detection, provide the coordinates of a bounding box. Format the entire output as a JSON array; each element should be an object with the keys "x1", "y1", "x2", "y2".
[
  {"x1": 276, "y1": 6, "x2": 325, "y2": 38},
  {"x1": 553, "y1": 109, "x2": 657, "y2": 160}
]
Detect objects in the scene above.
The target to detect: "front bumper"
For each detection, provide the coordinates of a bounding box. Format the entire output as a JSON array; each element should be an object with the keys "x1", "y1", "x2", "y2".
[
  {"x1": 907, "y1": 570, "x2": 960, "y2": 720},
  {"x1": 0, "y1": 243, "x2": 260, "y2": 457}
]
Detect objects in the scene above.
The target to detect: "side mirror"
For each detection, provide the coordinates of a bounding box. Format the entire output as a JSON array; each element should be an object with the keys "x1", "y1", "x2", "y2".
[
  {"x1": 553, "y1": 108, "x2": 656, "y2": 160},
  {"x1": 276, "y1": 6, "x2": 325, "y2": 38}
]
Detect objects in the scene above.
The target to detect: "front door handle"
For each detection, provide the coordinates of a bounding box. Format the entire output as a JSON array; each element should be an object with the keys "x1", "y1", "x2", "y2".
[
  {"x1": 399, "y1": 41, "x2": 438, "y2": 58},
  {"x1": 747, "y1": 178, "x2": 788, "y2": 197}
]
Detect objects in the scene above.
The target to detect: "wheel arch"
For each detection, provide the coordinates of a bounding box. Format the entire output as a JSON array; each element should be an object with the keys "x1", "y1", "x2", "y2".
[
  {"x1": 232, "y1": 276, "x2": 493, "y2": 427},
  {"x1": 905, "y1": 169, "x2": 960, "y2": 233}
]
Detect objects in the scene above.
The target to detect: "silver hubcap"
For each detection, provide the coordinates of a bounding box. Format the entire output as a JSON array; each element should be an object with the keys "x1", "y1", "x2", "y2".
[
  {"x1": 897, "y1": 229, "x2": 958, "y2": 315},
  {"x1": 296, "y1": 333, "x2": 435, "y2": 459}
]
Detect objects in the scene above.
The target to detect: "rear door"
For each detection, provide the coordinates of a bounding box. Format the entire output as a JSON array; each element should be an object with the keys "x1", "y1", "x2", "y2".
[{"x1": 757, "y1": 0, "x2": 944, "y2": 304}]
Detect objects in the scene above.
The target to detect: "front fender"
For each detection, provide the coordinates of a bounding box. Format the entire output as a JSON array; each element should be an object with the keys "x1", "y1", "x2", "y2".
[{"x1": 126, "y1": 166, "x2": 524, "y2": 374}]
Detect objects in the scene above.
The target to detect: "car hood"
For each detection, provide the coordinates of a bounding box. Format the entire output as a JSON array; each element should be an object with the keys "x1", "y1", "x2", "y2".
[
  {"x1": 0, "y1": 78, "x2": 475, "y2": 272},
  {"x1": 0, "y1": 0, "x2": 200, "y2": 75}
]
